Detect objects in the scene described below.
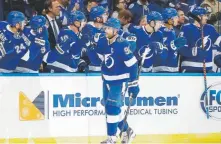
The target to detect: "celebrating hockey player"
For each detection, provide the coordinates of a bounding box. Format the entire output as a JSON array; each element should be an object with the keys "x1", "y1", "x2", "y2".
[
  {"x1": 81, "y1": 5, "x2": 108, "y2": 72},
  {"x1": 153, "y1": 8, "x2": 187, "y2": 73},
  {"x1": 0, "y1": 11, "x2": 31, "y2": 73},
  {"x1": 99, "y1": 18, "x2": 138, "y2": 144},
  {"x1": 44, "y1": 10, "x2": 87, "y2": 73},
  {"x1": 132, "y1": 11, "x2": 167, "y2": 72},
  {"x1": 15, "y1": 15, "x2": 50, "y2": 73},
  {"x1": 179, "y1": 6, "x2": 221, "y2": 73},
  {"x1": 57, "y1": 0, "x2": 70, "y2": 26}
]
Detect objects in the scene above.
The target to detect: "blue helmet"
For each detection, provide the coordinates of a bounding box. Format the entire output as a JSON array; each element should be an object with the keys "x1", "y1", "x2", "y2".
[
  {"x1": 7, "y1": 11, "x2": 25, "y2": 26},
  {"x1": 191, "y1": 7, "x2": 207, "y2": 16},
  {"x1": 69, "y1": 11, "x2": 86, "y2": 24},
  {"x1": 147, "y1": 11, "x2": 163, "y2": 23},
  {"x1": 30, "y1": 15, "x2": 47, "y2": 30},
  {"x1": 104, "y1": 18, "x2": 121, "y2": 30},
  {"x1": 89, "y1": 6, "x2": 106, "y2": 21},
  {"x1": 162, "y1": 8, "x2": 178, "y2": 22}
]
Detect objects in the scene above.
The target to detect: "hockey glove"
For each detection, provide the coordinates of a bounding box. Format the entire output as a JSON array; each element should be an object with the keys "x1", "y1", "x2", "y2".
[
  {"x1": 149, "y1": 42, "x2": 164, "y2": 54},
  {"x1": 78, "y1": 59, "x2": 88, "y2": 72},
  {"x1": 214, "y1": 54, "x2": 221, "y2": 68},
  {"x1": 171, "y1": 37, "x2": 187, "y2": 50},
  {"x1": 128, "y1": 80, "x2": 140, "y2": 99}
]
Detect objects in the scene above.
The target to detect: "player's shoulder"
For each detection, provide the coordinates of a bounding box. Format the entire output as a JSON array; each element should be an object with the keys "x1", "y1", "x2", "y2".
[
  {"x1": 180, "y1": 23, "x2": 193, "y2": 31},
  {"x1": 60, "y1": 28, "x2": 76, "y2": 37},
  {"x1": 182, "y1": 23, "x2": 192, "y2": 28},
  {"x1": 116, "y1": 36, "x2": 127, "y2": 44},
  {"x1": 0, "y1": 21, "x2": 8, "y2": 29},
  {"x1": 160, "y1": 26, "x2": 174, "y2": 33},
  {"x1": 159, "y1": 26, "x2": 167, "y2": 32},
  {"x1": 128, "y1": 2, "x2": 136, "y2": 9},
  {"x1": 137, "y1": 26, "x2": 150, "y2": 36},
  {"x1": 204, "y1": 24, "x2": 216, "y2": 30},
  {"x1": 23, "y1": 27, "x2": 33, "y2": 37},
  {"x1": 154, "y1": 30, "x2": 163, "y2": 37},
  {"x1": 86, "y1": 22, "x2": 95, "y2": 28},
  {"x1": 115, "y1": 36, "x2": 132, "y2": 53},
  {"x1": 124, "y1": 32, "x2": 137, "y2": 42}
]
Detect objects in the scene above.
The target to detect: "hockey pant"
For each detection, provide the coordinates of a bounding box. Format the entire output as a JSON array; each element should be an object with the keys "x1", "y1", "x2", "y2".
[{"x1": 103, "y1": 82, "x2": 129, "y2": 136}]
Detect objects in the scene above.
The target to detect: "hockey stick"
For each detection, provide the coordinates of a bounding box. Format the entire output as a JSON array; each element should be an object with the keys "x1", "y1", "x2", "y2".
[
  {"x1": 200, "y1": 18, "x2": 210, "y2": 119},
  {"x1": 119, "y1": 47, "x2": 149, "y2": 137}
]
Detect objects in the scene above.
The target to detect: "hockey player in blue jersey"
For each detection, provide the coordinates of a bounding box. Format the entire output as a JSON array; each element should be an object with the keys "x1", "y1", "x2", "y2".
[
  {"x1": 44, "y1": 11, "x2": 87, "y2": 73},
  {"x1": 153, "y1": 8, "x2": 187, "y2": 73},
  {"x1": 100, "y1": 18, "x2": 138, "y2": 144},
  {"x1": 57, "y1": 0, "x2": 70, "y2": 26},
  {"x1": 179, "y1": 6, "x2": 221, "y2": 72},
  {"x1": 15, "y1": 15, "x2": 50, "y2": 73},
  {"x1": 81, "y1": 6, "x2": 108, "y2": 72},
  {"x1": 128, "y1": 0, "x2": 151, "y2": 25},
  {"x1": 0, "y1": 11, "x2": 31, "y2": 73},
  {"x1": 131, "y1": 11, "x2": 167, "y2": 72},
  {"x1": 81, "y1": 9, "x2": 137, "y2": 73}
]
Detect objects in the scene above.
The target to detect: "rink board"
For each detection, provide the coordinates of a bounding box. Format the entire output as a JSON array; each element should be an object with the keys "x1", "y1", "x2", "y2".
[
  {"x1": 0, "y1": 73, "x2": 221, "y2": 143},
  {"x1": 0, "y1": 133, "x2": 221, "y2": 144}
]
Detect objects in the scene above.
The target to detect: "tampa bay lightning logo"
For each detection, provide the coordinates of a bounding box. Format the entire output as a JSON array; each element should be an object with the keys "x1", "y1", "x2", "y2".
[
  {"x1": 138, "y1": 45, "x2": 152, "y2": 60},
  {"x1": 105, "y1": 54, "x2": 114, "y2": 69},
  {"x1": 195, "y1": 35, "x2": 211, "y2": 51},
  {"x1": 200, "y1": 82, "x2": 221, "y2": 121}
]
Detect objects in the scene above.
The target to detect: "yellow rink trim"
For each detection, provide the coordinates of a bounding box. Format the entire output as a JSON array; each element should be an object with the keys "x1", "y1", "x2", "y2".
[{"x1": 0, "y1": 133, "x2": 220, "y2": 144}]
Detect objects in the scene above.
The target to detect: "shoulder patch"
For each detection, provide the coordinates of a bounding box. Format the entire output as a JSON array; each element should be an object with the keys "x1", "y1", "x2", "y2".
[
  {"x1": 124, "y1": 47, "x2": 132, "y2": 55},
  {"x1": 117, "y1": 37, "x2": 124, "y2": 42},
  {"x1": 129, "y1": 4, "x2": 134, "y2": 9},
  {"x1": 126, "y1": 36, "x2": 137, "y2": 42}
]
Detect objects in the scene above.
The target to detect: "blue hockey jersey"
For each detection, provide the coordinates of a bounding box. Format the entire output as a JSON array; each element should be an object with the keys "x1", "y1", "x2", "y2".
[
  {"x1": 0, "y1": 24, "x2": 31, "y2": 72},
  {"x1": 122, "y1": 23, "x2": 141, "y2": 34},
  {"x1": 44, "y1": 27, "x2": 83, "y2": 73},
  {"x1": 16, "y1": 27, "x2": 50, "y2": 73},
  {"x1": 132, "y1": 26, "x2": 167, "y2": 72},
  {"x1": 152, "y1": 26, "x2": 179, "y2": 73},
  {"x1": 179, "y1": 23, "x2": 220, "y2": 72},
  {"x1": 81, "y1": 22, "x2": 106, "y2": 72},
  {"x1": 128, "y1": 1, "x2": 162, "y2": 25},
  {"x1": 102, "y1": 36, "x2": 138, "y2": 84},
  {"x1": 83, "y1": 27, "x2": 137, "y2": 73},
  {"x1": 57, "y1": 6, "x2": 69, "y2": 26},
  {"x1": 68, "y1": 0, "x2": 84, "y2": 12}
]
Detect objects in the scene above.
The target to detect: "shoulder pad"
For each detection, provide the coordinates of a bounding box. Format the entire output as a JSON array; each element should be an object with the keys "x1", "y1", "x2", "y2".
[
  {"x1": 129, "y1": 3, "x2": 134, "y2": 9},
  {"x1": 205, "y1": 24, "x2": 215, "y2": 29}
]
